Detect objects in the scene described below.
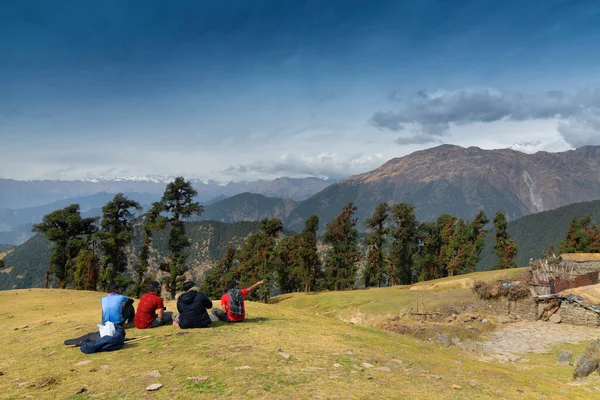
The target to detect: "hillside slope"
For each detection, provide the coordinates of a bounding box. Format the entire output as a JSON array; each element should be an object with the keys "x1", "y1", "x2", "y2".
[
  {"x1": 198, "y1": 193, "x2": 297, "y2": 224},
  {"x1": 478, "y1": 199, "x2": 600, "y2": 269},
  {"x1": 286, "y1": 145, "x2": 600, "y2": 231},
  {"x1": 1, "y1": 288, "x2": 595, "y2": 399}
]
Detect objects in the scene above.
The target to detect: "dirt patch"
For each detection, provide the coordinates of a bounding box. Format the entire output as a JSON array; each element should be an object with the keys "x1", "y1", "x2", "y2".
[
  {"x1": 380, "y1": 313, "x2": 496, "y2": 342},
  {"x1": 481, "y1": 320, "x2": 600, "y2": 355},
  {"x1": 409, "y1": 278, "x2": 474, "y2": 291},
  {"x1": 0, "y1": 267, "x2": 12, "y2": 274}
]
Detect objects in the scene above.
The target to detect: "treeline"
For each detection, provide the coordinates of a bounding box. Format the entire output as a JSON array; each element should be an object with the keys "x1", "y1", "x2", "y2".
[
  {"x1": 32, "y1": 176, "x2": 520, "y2": 298},
  {"x1": 200, "y1": 201, "x2": 519, "y2": 300},
  {"x1": 33, "y1": 177, "x2": 203, "y2": 298},
  {"x1": 555, "y1": 215, "x2": 600, "y2": 254}
]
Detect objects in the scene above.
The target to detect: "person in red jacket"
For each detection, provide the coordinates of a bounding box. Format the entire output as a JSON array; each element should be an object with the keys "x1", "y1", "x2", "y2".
[
  {"x1": 134, "y1": 281, "x2": 173, "y2": 329},
  {"x1": 212, "y1": 280, "x2": 264, "y2": 322}
]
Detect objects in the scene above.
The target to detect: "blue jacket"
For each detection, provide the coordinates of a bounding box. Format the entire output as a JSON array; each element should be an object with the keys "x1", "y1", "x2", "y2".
[{"x1": 80, "y1": 325, "x2": 126, "y2": 354}]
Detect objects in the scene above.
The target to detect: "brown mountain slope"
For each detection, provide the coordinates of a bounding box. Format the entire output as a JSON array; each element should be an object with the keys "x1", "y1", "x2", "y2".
[{"x1": 285, "y1": 145, "x2": 600, "y2": 231}]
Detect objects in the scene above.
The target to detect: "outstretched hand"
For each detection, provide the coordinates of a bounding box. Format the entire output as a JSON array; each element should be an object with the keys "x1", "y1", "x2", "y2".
[{"x1": 257, "y1": 280, "x2": 264, "y2": 286}]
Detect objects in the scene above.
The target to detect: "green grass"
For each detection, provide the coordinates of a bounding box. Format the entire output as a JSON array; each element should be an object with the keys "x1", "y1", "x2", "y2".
[{"x1": 0, "y1": 271, "x2": 598, "y2": 399}]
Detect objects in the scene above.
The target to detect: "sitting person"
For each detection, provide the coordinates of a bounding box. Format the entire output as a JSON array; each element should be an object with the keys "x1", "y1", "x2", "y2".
[
  {"x1": 101, "y1": 284, "x2": 135, "y2": 327},
  {"x1": 212, "y1": 280, "x2": 264, "y2": 323},
  {"x1": 134, "y1": 281, "x2": 173, "y2": 329},
  {"x1": 174, "y1": 281, "x2": 213, "y2": 329}
]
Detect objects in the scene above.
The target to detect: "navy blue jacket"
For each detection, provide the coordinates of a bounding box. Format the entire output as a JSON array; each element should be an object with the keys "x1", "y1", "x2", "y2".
[
  {"x1": 177, "y1": 290, "x2": 213, "y2": 329},
  {"x1": 80, "y1": 325, "x2": 126, "y2": 354}
]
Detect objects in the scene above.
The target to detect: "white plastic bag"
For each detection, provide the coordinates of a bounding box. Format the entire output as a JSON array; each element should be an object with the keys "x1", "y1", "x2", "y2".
[{"x1": 98, "y1": 321, "x2": 116, "y2": 337}]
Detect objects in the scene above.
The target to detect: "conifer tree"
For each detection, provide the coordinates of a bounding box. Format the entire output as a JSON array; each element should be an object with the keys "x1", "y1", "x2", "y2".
[
  {"x1": 202, "y1": 244, "x2": 237, "y2": 299},
  {"x1": 364, "y1": 203, "x2": 389, "y2": 287},
  {"x1": 98, "y1": 193, "x2": 142, "y2": 291},
  {"x1": 33, "y1": 204, "x2": 98, "y2": 288},
  {"x1": 296, "y1": 215, "x2": 321, "y2": 293},
  {"x1": 493, "y1": 211, "x2": 518, "y2": 269},
  {"x1": 388, "y1": 203, "x2": 418, "y2": 285},
  {"x1": 559, "y1": 216, "x2": 591, "y2": 253},
  {"x1": 134, "y1": 202, "x2": 167, "y2": 297},
  {"x1": 323, "y1": 202, "x2": 359, "y2": 290},
  {"x1": 156, "y1": 177, "x2": 204, "y2": 298},
  {"x1": 275, "y1": 235, "x2": 301, "y2": 293},
  {"x1": 237, "y1": 218, "x2": 283, "y2": 302}
]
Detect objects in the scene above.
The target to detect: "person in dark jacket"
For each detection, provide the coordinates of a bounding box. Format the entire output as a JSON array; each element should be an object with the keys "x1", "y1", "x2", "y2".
[
  {"x1": 175, "y1": 281, "x2": 213, "y2": 329},
  {"x1": 80, "y1": 325, "x2": 126, "y2": 354}
]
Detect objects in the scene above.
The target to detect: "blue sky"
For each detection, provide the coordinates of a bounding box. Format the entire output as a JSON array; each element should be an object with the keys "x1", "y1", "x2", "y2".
[{"x1": 2, "y1": 0, "x2": 600, "y2": 180}]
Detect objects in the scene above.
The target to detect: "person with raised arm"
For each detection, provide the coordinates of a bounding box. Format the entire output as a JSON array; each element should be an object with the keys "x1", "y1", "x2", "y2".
[{"x1": 212, "y1": 280, "x2": 264, "y2": 323}]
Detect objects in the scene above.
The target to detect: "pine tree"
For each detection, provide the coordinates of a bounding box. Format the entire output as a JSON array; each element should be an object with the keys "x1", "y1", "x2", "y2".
[
  {"x1": 202, "y1": 244, "x2": 237, "y2": 299},
  {"x1": 323, "y1": 202, "x2": 359, "y2": 290},
  {"x1": 493, "y1": 211, "x2": 518, "y2": 269},
  {"x1": 98, "y1": 193, "x2": 142, "y2": 291},
  {"x1": 74, "y1": 248, "x2": 99, "y2": 290},
  {"x1": 237, "y1": 218, "x2": 283, "y2": 302},
  {"x1": 134, "y1": 202, "x2": 167, "y2": 297},
  {"x1": 275, "y1": 235, "x2": 301, "y2": 294},
  {"x1": 559, "y1": 216, "x2": 591, "y2": 253},
  {"x1": 296, "y1": 215, "x2": 321, "y2": 293},
  {"x1": 388, "y1": 203, "x2": 418, "y2": 285},
  {"x1": 463, "y1": 211, "x2": 489, "y2": 273},
  {"x1": 157, "y1": 177, "x2": 204, "y2": 299},
  {"x1": 32, "y1": 204, "x2": 98, "y2": 288},
  {"x1": 364, "y1": 203, "x2": 389, "y2": 287}
]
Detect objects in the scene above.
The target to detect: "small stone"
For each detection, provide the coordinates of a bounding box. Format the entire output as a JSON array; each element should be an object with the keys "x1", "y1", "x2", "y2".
[
  {"x1": 118, "y1": 378, "x2": 125, "y2": 383},
  {"x1": 333, "y1": 363, "x2": 342, "y2": 368},
  {"x1": 452, "y1": 385, "x2": 462, "y2": 390},
  {"x1": 351, "y1": 370, "x2": 358, "y2": 374},
  {"x1": 497, "y1": 315, "x2": 511, "y2": 324},
  {"x1": 518, "y1": 358, "x2": 530, "y2": 364},
  {"x1": 430, "y1": 375, "x2": 442, "y2": 380},
  {"x1": 234, "y1": 366, "x2": 252, "y2": 371},
  {"x1": 366, "y1": 376, "x2": 374, "y2": 380},
  {"x1": 279, "y1": 352, "x2": 291, "y2": 360},
  {"x1": 100, "y1": 365, "x2": 109, "y2": 369},
  {"x1": 481, "y1": 319, "x2": 488, "y2": 323},
  {"x1": 374, "y1": 367, "x2": 391, "y2": 372},
  {"x1": 504, "y1": 353, "x2": 520, "y2": 362},
  {"x1": 75, "y1": 388, "x2": 87, "y2": 394},
  {"x1": 436, "y1": 333, "x2": 451, "y2": 347},
  {"x1": 361, "y1": 363, "x2": 374, "y2": 369},
  {"x1": 186, "y1": 376, "x2": 209, "y2": 383},
  {"x1": 556, "y1": 350, "x2": 573, "y2": 366},
  {"x1": 75, "y1": 360, "x2": 92, "y2": 366},
  {"x1": 146, "y1": 383, "x2": 162, "y2": 391},
  {"x1": 391, "y1": 359, "x2": 403, "y2": 365},
  {"x1": 345, "y1": 351, "x2": 354, "y2": 356},
  {"x1": 147, "y1": 370, "x2": 161, "y2": 378},
  {"x1": 549, "y1": 314, "x2": 562, "y2": 324},
  {"x1": 469, "y1": 382, "x2": 477, "y2": 388}
]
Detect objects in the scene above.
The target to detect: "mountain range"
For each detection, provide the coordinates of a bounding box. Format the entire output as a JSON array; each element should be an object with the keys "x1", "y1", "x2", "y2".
[
  {"x1": 285, "y1": 145, "x2": 600, "y2": 231},
  {"x1": 0, "y1": 176, "x2": 336, "y2": 209}
]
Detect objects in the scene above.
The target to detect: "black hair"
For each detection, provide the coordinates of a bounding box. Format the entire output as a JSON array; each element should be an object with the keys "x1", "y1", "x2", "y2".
[
  {"x1": 148, "y1": 281, "x2": 161, "y2": 294},
  {"x1": 183, "y1": 281, "x2": 195, "y2": 292},
  {"x1": 226, "y1": 280, "x2": 238, "y2": 291},
  {"x1": 108, "y1": 284, "x2": 120, "y2": 293}
]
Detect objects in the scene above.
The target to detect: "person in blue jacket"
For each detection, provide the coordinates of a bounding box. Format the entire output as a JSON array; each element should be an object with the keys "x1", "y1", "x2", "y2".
[{"x1": 101, "y1": 284, "x2": 135, "y2": 326}]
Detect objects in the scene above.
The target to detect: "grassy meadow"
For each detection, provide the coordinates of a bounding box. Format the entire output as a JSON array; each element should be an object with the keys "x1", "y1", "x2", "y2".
[{"x1": 0, "y1": 269, "x2": 599, "y2": 399}]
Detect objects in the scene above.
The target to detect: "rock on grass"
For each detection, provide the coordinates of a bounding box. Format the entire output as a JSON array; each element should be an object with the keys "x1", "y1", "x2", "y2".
[{"x1": 146, "y1": 383, "x2": 162, "y2": 391}]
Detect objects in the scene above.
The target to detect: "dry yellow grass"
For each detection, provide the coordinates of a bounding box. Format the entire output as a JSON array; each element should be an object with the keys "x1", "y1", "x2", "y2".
[
  {"x1": 0, "y1": 281, "x2": 598, "y2": 399},
  {"x1": 560, "y1": 283, "x2": 600, "y2": 304},
  {"x1": 560, "y1": 253, "x2": 600, "y2": 262}
]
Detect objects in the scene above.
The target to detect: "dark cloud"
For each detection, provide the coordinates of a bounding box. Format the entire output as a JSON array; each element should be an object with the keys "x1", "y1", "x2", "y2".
[
  {"x1": 370, "y1": 87, "x2": 600, "y2": 147},
  {"x1": 558, "y1": 108, "x2": 600, "y2": 147}
]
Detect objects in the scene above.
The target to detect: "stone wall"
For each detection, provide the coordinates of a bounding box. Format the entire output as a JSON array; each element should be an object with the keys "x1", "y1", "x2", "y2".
[
  {"x1": 559, "y1": 302, "x2": 600, "y2": 327},
  {"x1": 488, "y1": 298, "x2": 537, "y2": 320}
]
